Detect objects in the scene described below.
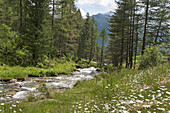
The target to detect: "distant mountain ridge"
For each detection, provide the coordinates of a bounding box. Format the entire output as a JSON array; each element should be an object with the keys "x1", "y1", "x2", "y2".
[{"x1": 91, "y1": 11, "x2": 114, "y2": 34}]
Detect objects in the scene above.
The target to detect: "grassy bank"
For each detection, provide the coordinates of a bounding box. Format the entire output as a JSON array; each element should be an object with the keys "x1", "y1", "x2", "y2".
[
  {"x1": 1, "y1": 63, "x2": 167, "y2": 113},
  {"x1": 0, "y1": 61, "x2": 76, "y2": 80}
]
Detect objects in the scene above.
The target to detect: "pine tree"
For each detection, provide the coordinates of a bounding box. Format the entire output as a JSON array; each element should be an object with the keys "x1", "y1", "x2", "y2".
[
  {"x1": 100, "y1": 27, "x2": 107, "y2": 66},
  {"x1": 88, "y1": 17, "x2": 98, "y2": 63},
  {"x1": 78, "y1": 13, "x2": 92, "y2": 59},
  {"x1": 148, "y1": 0, "x2": 170, "y2": 46},
  {"x1": 23, "y1": 0, "x2": 50, "y2": 65}
]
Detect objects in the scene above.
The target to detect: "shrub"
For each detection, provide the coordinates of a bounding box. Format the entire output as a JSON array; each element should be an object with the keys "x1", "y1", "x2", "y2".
[{"x1": 138, "y1": 46, "x2": 163, "y2": 69}]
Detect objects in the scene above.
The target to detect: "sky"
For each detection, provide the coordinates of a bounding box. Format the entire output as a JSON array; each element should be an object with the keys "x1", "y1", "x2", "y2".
[{"x1": 75, "y1": 0, "x2": 117, "y2": 18}]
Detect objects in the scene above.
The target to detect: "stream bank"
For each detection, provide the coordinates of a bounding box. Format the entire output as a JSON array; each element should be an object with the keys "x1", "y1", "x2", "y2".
[{"x1": 0, "y1": 67, "x2": 101, "y2": 101}]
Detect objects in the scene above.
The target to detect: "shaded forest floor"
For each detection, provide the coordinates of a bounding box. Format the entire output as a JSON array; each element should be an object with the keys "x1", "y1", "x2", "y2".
[{"x1": 0, "y1": 63, "x2": 169, "y2": 112}]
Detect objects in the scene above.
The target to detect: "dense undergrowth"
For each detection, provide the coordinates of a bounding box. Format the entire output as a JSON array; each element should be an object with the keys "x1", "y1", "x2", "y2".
[
  {"x1": 0, "y1": 60, "x2": 76, "y2": 80},
  {"x1": 1, "y1": 63, "x2": 167, "y2": 113}
]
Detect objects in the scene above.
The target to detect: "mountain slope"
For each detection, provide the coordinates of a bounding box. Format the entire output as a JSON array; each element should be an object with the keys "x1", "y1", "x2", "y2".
[{"x1": 91, "y1": 11, "x2": 114, "y2": 34}]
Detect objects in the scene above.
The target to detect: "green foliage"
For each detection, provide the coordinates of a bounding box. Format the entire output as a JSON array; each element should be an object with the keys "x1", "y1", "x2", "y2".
[
  {"x1": 94, "y1": 72, "x2": 109, "y2": 79},
  {"x1": 0, "y1": 61, "x2": 76, "y2": 80},
  {"x1": 138, "y1": 46, "x2": 163, "y2": 69},
  {"x1": 77, "y1": 59, "x2": 98, "y2": 68}
]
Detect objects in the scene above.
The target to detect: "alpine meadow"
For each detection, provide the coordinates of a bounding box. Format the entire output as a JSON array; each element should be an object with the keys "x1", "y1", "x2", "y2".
[{"x1": 0, "y1": 0, "x2": 169, "y2": 112}]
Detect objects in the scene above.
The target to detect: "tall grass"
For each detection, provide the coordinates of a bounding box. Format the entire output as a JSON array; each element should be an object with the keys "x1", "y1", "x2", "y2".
[{"x1": 15, "y1": 63, "x2": 170, "y2": 113}]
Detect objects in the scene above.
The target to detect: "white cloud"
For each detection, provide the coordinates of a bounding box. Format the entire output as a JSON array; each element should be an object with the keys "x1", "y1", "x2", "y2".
[
  {"x1": 76, "y1": 0, "x2": 117, "y2": 16},
  {"x1": 79, "y1": 8, "x2": 87, "y2": 18},
  {"x1": 77, "y1": 0, "x2": 116, "y2": 7}
]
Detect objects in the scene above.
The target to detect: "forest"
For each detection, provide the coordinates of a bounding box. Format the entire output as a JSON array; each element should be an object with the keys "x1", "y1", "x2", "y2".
[{"x1": 0, "y1": 0, "x2": 169, "y2": 112}]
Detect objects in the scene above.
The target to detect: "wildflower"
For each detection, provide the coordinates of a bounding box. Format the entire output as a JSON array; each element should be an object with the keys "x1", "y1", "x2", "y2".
[
  {"x1": 142, "y1": 105, "x2": 151, "y2": 108},
  {"x1": 116, "y1": 103, "x2": 120, "y2": 106},
  {"x1": 166, "y1": 91, "x2": 170, "y2": 95},
  {"x1": 156, "y1": 101, "x2": 162, "y2": 104},
  {"x1": 119, "y1": 110, "x2": 129, "y2": 113},
  {"x1": 119, "y1": 106, "x2": 126, "y2": 109},
  {"x1": 152, "y1": 95, "x2": 155, "y2": 100},
  {"x1": 138, "y1": 94, "x2": 144, "y2": 98},
  {"x1": 144, "y1": 86, "x2": 150, "y2": 89},
  {"x1": 163, "y1": 98, "x2": 168, "y2": 101},
  {"x1": 105, "y1": 86, "x2": 108, "y2": 88},
  {"x1": 16, "y1": 101, "x2": 19, "y2": 103},
  {"x1": 161, "y1": 88, "x2": 167, "y2": 91},
  {"x1": 137, "y1": 111, "x2": 141, "y2": 113},
  {"x1": 84, "y1": 108, "x2": 88, "y2": 111},
  {"x1": 140, "y1": 89, "x2": 144, "y2": 92},
  {"x1": 13, "y1": 111, "x2": 16, "y2": 113},
  {"x1": 10, "y1": 107, "x2": 12, "y2": 109},
  {"x1": 108, "y1": 84, "x2": 110, "y2": 86},
  {"x1": 94, "y1": 105, "x2": 98, "y2": 109},
  {"x1": 12, "y1": 104, "x2": 16, "y2": 107},
  {"x1": 121, "y1": 101, "x2": 127, "y2": 104},
  {"x1": 136, "y1": 100, "x2": 143, "y2": 103},
  {"x1": 160, "y1": 86, "x2": 165, "y2": 88},
  {"x1": 157, "y1": 90, "x2": 161, "y2": 92},
  {"x1": 129, "y1": 100, "x2": 135, "y2": 104},
  {"x1": 156, "y1": 93, "x2": 161, "y2": 97},
  {"x1": 157, "y1": 108, "x2": 165, "y2": 111},
  {"x1": 1, "y1": 103, "x2": 4, "y2": 106},
  {"x1": 145, "y1": 99, "x2": 150, "y2": 101},
  {"x1": 111, "y1": 109, "x2": 115, "y2": 112}
]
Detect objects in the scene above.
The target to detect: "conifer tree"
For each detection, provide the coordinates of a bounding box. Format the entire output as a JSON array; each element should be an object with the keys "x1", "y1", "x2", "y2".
[
  {"x1": 23, "y1": 0, "x2": 50, "y2": 65},
  {"x1": 100, "y1": 27, "x2": 107, "y2": 66}
]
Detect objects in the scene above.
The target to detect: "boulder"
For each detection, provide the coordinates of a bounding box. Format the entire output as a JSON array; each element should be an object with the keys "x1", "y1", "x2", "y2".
[
  {"x1": 96, "y1": 68, "x2": 102, "y2": 72},
  {"x1": 8, "y1": 83, "x2": 21, "y2": 87},
  {"x1": 75, "y1": 65, "x2": 82, "y2": 69},
  {"x1": 10, "y1": 79, "x2": 17, "y2": 83},
  {"x1": 0, "y1": 62, "x2": 5, "y2": 66},
  {"x1": 90, "y1": 70, "x2": 96, "y2": 75}
]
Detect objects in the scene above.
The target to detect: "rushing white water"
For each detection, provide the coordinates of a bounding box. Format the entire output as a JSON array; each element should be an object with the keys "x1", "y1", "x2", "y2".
[
  {"x1": 13, "y1": 91, "x2": 27, "y2": 99},
  {"x1": 0, "y1": 67, "x2": 101, "y2": 100}
]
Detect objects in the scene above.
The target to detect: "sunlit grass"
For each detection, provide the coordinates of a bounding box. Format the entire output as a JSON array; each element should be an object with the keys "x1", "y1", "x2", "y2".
[
  {"x1": 0, "y1": 61, "x2": 76, "y2": 80},
  {"x1": 16, "y1": 63, "x2": 170, "y2": 113}
]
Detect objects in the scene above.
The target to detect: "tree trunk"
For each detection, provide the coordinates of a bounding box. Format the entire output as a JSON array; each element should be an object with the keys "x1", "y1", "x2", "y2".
[
  {"x1": 120, "y1": 0, "x2": 126, "y2": 68},
  {"x1": 142, "y1": 0, "x2": 149, "y2": 55},
  {"x1": 126, "y1": 36, "x2": 129, "y2": 68},
  {"x1": 20, "y1": 0, "x2": 22, "y2": 32},
  {"x1": 128, "y1": 9, "x2": 132, "y2": 68},
  {"x1": 100, "y1": 38, "x2": 104, "y2": 66},
  {"x1": 154, "y1": 17, "x2": 163, "y2": 46},
  {"x1": 130, "y1": 0, "x2": 135, "y2": 69},
  {"x1": 134, "y1": 16, "x2": 139, "y2": 69},
  {"x1": 52, "y1": 0, "x2": 54, "y2": 30},
  {"x1": 88, "y1": 27, "x2": 94, "y2": 64}
]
